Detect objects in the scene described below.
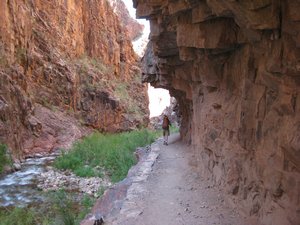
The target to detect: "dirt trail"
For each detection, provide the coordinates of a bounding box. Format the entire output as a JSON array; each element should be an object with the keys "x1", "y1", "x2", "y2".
[{"x1": 108, "y1": 134, "x2": 254, "y2": 225}]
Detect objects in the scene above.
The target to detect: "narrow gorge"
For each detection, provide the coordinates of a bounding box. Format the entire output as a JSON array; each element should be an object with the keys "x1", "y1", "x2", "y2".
[
  {"x1": 0, "y1": 0, "x2": 299, "y2": 225},
  {"x1": 138, "y1": 0, "x2": 300, "y2": 224}
]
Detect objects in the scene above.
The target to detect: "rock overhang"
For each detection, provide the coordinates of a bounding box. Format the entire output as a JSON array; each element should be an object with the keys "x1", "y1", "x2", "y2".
[{"x1": 135, "y1": 0, "x2": 300, "y2": 224}]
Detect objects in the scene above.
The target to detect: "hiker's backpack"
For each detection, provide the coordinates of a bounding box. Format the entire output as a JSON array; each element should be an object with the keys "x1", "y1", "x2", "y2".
[{"x1": 162, "y1": 117, "x2": 169, "y2": 129}]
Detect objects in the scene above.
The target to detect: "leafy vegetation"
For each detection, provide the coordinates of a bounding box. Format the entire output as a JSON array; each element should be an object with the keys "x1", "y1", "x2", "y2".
[
  {"x1": 170, "y1": 125, "x2": 180, "y2": 134},
  {"x1": 0, "y1": 127, "x2": 175, "y2": 225},
  {"x1": 115, "y1": 83, "x2": 129, "y2": 102},
  {"x1": 0, "y1": 207, "x2": 37, "y2": 225},
  {"x1": 113, "y1": 81, "x2": 143, "y2": 117},
  {"x1": 0, "y1": 143, "x2": 10, "y2": 174},
  {"x1": 0, "y1": 190, "x2": 95, "y2": 225},
  {"x1": 76, "y1": 55, "x2": 113, "y2": 77},
  {"x1": 54, "y1": 129, "x2": 159, "y2": 183},
  {"x1": 45, "y1": 190, "x2": 94, "y2": 225}
]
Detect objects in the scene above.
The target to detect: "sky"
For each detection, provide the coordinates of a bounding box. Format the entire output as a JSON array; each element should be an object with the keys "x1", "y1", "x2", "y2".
[
  {"x1": 122, "y1": 0, "x2": 150, "y2": 56},
  {"x1": 122, "y1": 0, "x2": 137, "y2": 18},
  {"x1": 121, "y1": 0, "x2": 171, "y2": 118}
]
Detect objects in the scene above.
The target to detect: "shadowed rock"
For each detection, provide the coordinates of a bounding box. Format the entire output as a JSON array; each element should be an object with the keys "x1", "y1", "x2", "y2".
[{"x1": 135, "y1": 0, "x2": 300, "y2": 224}]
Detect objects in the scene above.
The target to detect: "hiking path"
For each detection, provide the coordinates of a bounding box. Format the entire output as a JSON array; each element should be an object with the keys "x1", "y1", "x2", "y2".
[{"x1": 107, "y1": 133, "x2": 254, "y2": 225}]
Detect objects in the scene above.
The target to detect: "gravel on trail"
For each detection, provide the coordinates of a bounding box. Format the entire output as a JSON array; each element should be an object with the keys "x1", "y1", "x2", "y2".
[{"x1": 83, "y1": 134, "x2": 256, "y2": 225}]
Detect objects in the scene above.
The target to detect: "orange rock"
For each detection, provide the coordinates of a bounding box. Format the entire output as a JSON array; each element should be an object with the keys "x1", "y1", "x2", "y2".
[{"x1": 0, "y1": 0, "x2": 149, "y2": 158}]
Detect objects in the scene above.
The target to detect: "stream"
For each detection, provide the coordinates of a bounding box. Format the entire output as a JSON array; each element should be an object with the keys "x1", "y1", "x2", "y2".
[{"x1": 0, "y1": 154, "x2": 56, "y2": 208}]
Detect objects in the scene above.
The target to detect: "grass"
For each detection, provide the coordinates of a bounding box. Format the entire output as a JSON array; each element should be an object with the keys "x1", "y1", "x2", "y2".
[
  {"x1": 47, "y1": 190, "x2": 77, "y2": 225},
  {"x1": 76, "y1": 55, "x2": 112, "y2": 77},
  {"x1": 44, "y1": 190, "x2": 95, "y2": 225},
  {"x1": 170, "y1": 125, "x2": 180, "y2": 133},
  {"x1": 0, "y1": 143, "x2": 10, "y2": 174},
  {"x1": 115, "y1": 83, "x2": 129, "y2": 102},
  {"x1": 113, "y1": 82, "x2": 144, "y2": 118},
  {"x1": 115, "y1": 83, "x2": 144, "y2": 120},
  {"x1": 90, "y1": 58, "x2": 113, "y2": 74},
  {"x1": 0, "y1": 207, "x2": 37, "y2": 225},
  {"x1": 0, "y1": 190, "x2": 95, "y2": 225},
  {"x1": 54, "y1": 129, "x2": 159, "y2": 183},
  {"x1": 0, "y1": 128, "x2": 176, "y2": 225}
]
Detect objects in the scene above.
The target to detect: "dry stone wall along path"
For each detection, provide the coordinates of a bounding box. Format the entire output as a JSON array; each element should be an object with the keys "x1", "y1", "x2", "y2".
[{"x1": 108, "y1": 134, "x2": 256, "y2": 225}]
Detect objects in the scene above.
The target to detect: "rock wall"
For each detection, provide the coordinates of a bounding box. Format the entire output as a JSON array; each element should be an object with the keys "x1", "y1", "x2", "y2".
[
  {"x1": 0, "y1": 0, "x2": 149, "y2": 159},
  {"x1": 109, "y1": 0, "x2": 144, "y2": 41},
  {"x1": 137, "y1": 0, "x2": 300, "y2": 224}
]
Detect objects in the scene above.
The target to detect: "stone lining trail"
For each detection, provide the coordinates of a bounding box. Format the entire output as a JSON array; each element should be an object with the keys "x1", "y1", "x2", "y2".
[{"x1": 82, "y1": 134, "x2": 256, "y2": 225}]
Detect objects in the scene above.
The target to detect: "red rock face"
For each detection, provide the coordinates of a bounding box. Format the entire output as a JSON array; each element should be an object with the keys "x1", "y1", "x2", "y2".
[
  {"x1": 109, "y1": 0, "x2": 144, "y2": 41},
  {"x1": 137, "y1": 0, "x2": 300, "y2": 224},
  {"x1": 0, "y1": 0, "x2": 149, "y2": 158}
]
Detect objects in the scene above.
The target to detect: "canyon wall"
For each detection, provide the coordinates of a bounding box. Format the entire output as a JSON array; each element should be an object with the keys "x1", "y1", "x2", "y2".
[
  {"x1": 137, "y1": 0, "x2": 300, "y2": 224},
  {"x1": 0, "y1": 0, "x2": 148, "y2": 159},
  {"x1": 109, "y1": 0, "x2": 144, "y2": 41}
]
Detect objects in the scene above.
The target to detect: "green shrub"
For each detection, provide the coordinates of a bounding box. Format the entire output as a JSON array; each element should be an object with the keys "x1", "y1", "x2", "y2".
[
  {"x1": 0, "y1": 207, "x2": 36, "y2": 225},
  {"x1": 77, "y1": 194, "x2": 95, "y2": 221},
  {"x1": 170, "y1": 125, "x2": 180, "y2": 133},
  {"x1": 74, "y1": 166, "x2": 96, "y2": 177},
  {"x1": 0, "y1": 190, "x2": 96, "y2": 225},
  {"x1": 77, "y1": 55, "x2": 112, "y2": 76},
  {"x1": 0, "y1": 129, "x2": 161, "y2": 225},
  {"x1": 48, "y1": 190, "x2": 97, "y2": 225},
  {"x1": 48, "y1": 190, "x2": 76, "y2": 225},
  {"x1": 54, "y1": 151, "x2": 82, "y2": 171},
  {"x1": 0, "y1": 143, "x2": 10, "y2": 173},
  {"x1": 115, "y1": 83, "x2": 129, "y2": 101},
  {"x1": 54, "y1": 129, "x2": 158, "y2": 183}
]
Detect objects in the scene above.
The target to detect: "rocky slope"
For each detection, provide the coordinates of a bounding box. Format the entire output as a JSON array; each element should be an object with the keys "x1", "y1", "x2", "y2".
[
  {"x1": 109, "y1": 0, "x2": 144, "y2": 41},
  {"x1": 137, "y1": 0, "x2": 300, "y2": 224},
  {"x1": 0, "y1": 0, "x2": 149, "y2": 160}
]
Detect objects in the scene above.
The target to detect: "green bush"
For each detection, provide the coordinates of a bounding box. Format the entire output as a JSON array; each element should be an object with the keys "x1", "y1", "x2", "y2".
[
  {"x1": 77, "y1": 194, "x2": 95, "y2": 221},
  {"x1": 44, "y1": 190, "x2": 95, "y2": 225},
  {"x1": 54, "y1": 129, "x2": 158, "y2": 183},
  {"x1": 0, "y1": 143, "x2": 10, "y2": 173},
  {"x1": 170, "y1": 125, "x2": 180, "y2": 133},
  {"x1": 48, "y1": 190, "x2": 76, "y2": 225},
  {"x1": 0, "y1": 190, "x2": 96, "y2": 225},
  {"x1": 0, "y1": 207, "x2": 36, "y2": 225},
  {"x1": 74, "y1": 166, "x2": 96, "y2": 177}
]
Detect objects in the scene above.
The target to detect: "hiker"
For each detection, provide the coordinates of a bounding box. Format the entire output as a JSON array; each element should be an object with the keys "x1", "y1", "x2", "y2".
[{"x1": 162, "y1": 115, "x2": 171, "y2": 145}]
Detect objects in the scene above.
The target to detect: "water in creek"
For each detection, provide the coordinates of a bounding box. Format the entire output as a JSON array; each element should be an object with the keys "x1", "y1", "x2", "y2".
[{"x1": 0, "y1": 155, "x2": 56, "y2": 208}]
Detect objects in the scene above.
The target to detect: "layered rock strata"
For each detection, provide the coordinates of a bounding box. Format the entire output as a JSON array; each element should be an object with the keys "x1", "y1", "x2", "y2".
[
  {"x1": 0, "y1": 0, "x2": 149, "y2": 159},
  {"x1": 137, "y1": 0, "x2": 300, "y2": 224}
]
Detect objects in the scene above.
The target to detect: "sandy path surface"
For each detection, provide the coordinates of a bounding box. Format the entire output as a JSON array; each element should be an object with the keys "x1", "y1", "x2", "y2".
[{"x1": 109, "y1": 134, "x2": 253, "y2": 225}]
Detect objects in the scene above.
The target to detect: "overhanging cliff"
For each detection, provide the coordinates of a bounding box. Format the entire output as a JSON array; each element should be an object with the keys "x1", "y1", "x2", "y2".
[{"x1": 137, "y1": 0, "x2": 300, "y2": 224}]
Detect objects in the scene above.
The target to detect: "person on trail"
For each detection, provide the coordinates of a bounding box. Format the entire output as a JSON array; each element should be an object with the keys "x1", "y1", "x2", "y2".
[{"x1": 162, "y1": 115, "x2": 171, "y2": 145}]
